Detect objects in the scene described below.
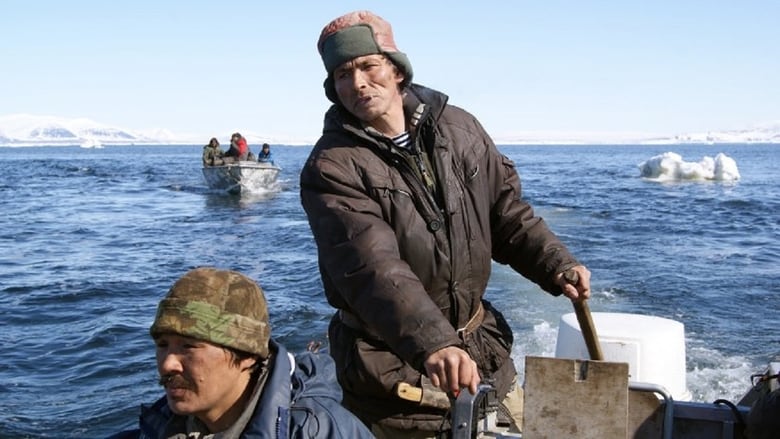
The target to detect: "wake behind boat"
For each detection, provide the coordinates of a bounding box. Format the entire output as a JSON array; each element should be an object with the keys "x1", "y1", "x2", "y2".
[{"x1": 202, "y1": 161, "x2": 281, "y2": 194}]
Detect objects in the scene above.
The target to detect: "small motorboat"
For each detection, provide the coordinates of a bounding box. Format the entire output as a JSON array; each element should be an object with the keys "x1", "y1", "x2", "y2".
[
  {"x1": 202, "y1": 161, "x2": 281, "y2": 194},
  {"x1": 446, "y1": 311, "x2": 778, "y2": 438}
]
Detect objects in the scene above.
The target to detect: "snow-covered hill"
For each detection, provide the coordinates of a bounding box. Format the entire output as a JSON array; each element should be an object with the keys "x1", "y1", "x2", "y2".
[
  {"x1": 0, "y1": 114, "x2": 315, "y2": 146},
  {"x1": 0, "y1": 114, "x2": 183, "y2": 146},
  {"x1": 1, "y1": 113, "x2": 779, "y2": 146}
]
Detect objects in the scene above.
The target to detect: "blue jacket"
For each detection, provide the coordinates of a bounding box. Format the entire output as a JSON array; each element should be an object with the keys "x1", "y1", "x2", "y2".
[
  {"x1": 258, "y1": 151, "x2": 274, "y2": 165},
  {"x1": 112, "y1": 341, "x2": 373, "y2": 438}
]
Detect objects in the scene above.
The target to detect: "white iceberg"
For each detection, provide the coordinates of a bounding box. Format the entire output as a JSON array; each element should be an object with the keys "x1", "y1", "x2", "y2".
[{"x1": 638, "y1": 152, "x2": 740, "y2": 182}]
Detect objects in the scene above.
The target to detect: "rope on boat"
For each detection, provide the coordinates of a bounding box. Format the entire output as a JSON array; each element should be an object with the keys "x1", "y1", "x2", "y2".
[
  {"x1": 708, "y1": 371, "x2": 779, "y2": 429},
  {"x1": 713, "y1": 398, "x2": 746, "y2": 426}
]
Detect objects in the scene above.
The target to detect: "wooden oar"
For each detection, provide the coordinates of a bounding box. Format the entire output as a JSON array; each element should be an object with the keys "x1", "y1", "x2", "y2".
[{"x1": 564, "y1": 271, "x2": 604, "y2": 361}]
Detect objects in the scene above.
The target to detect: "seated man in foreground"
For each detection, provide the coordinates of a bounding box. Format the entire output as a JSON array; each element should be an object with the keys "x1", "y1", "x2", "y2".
[{"x1": 114, "y1": 267, "x2": 373, "y2": 438}]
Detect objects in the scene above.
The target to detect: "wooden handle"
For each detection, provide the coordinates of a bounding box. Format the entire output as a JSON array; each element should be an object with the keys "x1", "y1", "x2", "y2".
[
  {"x1": 395, "y1": 382, "x2": 423, "y2": 402},
  {"x1": 574, "y1": 300, "x2": 604, "y2": 361},
  {"x1": 563, "y1": 270, "x2": 603, "y2": 361}
]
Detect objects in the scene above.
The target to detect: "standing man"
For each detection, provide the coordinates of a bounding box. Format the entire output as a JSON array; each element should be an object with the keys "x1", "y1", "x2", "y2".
[
  {"x1": 112, "y1": 267, "x2": 373, "y2": 439},
  {"x1": 300, "y1": 10, "x2": 592, "y2": 438}
]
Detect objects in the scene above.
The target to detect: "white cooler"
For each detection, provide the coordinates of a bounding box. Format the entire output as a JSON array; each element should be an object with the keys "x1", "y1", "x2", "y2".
[{"x1": 555, "y1": 312, "x2": 691, "y2": 401}]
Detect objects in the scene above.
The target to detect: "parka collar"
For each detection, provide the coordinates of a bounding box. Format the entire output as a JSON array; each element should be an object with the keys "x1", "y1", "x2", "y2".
[{"x1": 322, "y1": 83, "x2": 450, "y2": 141}]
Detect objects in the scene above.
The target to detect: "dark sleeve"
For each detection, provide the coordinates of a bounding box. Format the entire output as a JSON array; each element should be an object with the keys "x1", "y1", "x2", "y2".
[{"x1": 479, "y1": 123, "x2": 579, "y2": 294}]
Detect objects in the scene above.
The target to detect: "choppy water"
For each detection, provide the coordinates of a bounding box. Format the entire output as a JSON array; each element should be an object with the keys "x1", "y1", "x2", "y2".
[{"x1": 1, "y1": 144, "x2": 778, "y2": 438}]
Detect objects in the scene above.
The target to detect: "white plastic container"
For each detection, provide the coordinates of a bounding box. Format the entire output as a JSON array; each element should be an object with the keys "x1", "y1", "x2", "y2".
[{"x1": 555, "y1": 312, "x2": 691, "y2": 401}]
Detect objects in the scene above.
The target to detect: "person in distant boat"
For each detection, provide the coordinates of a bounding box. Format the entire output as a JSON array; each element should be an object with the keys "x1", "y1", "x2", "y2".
[
  {"x1": 224, "y1": 132, "x2": 249, "y2": 162},
  {"x1": 201, "y1": 137, "x2": 224, "y2": 166},
  {"x1": 110, "y1": 267, "x2": 374, "y2": 439},
  {"x1": 257, "y1": 143, "x2": 274, "y2": 165},
  {"x1": 300, "y1": 10, "x2": 591, "y2": 438}
]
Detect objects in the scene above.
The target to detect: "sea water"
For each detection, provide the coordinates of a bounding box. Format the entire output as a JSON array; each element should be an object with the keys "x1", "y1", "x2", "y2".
[{"x1": 1, "y1": 144, "x2": 777, "y2": 438}]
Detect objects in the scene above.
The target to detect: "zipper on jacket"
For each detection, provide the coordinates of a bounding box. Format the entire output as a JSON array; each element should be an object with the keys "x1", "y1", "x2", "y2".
[
  {"x1": 408, "y1": 103, "x2": 439, "y2": 200},
  {"x1": 384, "y1": 147, "x2": 445, "y2": 233},
  {"x1": 362, "y1": 106, "x2": 446, "y2": 233},
  {"x1": 410, "y1": 142, "x2": 437, "y2": 199}
]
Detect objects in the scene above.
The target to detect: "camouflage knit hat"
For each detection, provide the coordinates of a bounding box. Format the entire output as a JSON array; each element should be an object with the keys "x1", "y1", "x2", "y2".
[
  {"x1": 150, "y1": 267, "x2": 271, "y2": 358},
  {"x1": 317, "y1": 10, "x2": 413, "y2": 103}
]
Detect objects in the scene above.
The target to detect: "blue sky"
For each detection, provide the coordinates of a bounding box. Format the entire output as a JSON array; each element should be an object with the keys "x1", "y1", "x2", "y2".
[{"x1": 2, "y1": 0, "x2": 778, "y2": 141}]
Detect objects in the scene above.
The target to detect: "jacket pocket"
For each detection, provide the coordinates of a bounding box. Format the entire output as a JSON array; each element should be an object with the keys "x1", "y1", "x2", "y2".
[{"x1": 330, "y1": 319, "x2": 421, "y2": 398}]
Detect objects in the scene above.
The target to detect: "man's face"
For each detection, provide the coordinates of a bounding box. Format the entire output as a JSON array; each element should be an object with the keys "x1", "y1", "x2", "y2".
[
  {"x1": 155, "y1": 333, "x2": 253, "y2": 421},
  {"x1": 333, "y1": 54, "x2": 404, "y2": 127}
]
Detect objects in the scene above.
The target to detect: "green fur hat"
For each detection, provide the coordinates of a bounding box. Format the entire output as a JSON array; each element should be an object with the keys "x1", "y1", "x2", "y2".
[{"x1": 317, "y1": 10, "x2": 413, "y2": 103}]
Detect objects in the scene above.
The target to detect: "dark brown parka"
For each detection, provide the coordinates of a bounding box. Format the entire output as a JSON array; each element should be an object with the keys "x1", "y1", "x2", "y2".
[{"x1": 300, "y1": 84, "x2": 579, "y2": 430}]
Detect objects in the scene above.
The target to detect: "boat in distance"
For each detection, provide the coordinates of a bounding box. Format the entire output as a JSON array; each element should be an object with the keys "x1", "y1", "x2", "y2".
[{"x1": 202, "y1": 161, "x2": 281, "y2": 194}]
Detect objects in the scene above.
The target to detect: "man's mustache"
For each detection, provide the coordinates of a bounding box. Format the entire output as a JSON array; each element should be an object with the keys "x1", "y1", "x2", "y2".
[{"x1": 158, "y1": 374, "x2": 194, "y2": 390}]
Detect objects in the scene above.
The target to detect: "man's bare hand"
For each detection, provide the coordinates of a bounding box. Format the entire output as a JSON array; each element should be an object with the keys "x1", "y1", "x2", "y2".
[
  {"x1": 423, "y1": 346, "x2": 480, "y2": 395},
  {"x1": 555, "y1": 265, "x2": 591, "y2": 302}
]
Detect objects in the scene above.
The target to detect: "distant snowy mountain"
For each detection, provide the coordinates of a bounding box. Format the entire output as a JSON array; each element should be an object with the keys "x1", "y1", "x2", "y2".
[
  {"x1": 1, "y1": 113, "x2": 778, "y2": 146},
  {"x1": 0, "y1": 114, "x2": 182, "y2": 146},
  {"x1": 0, "y1": 114, "x2": 314, "y2": 146}
]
